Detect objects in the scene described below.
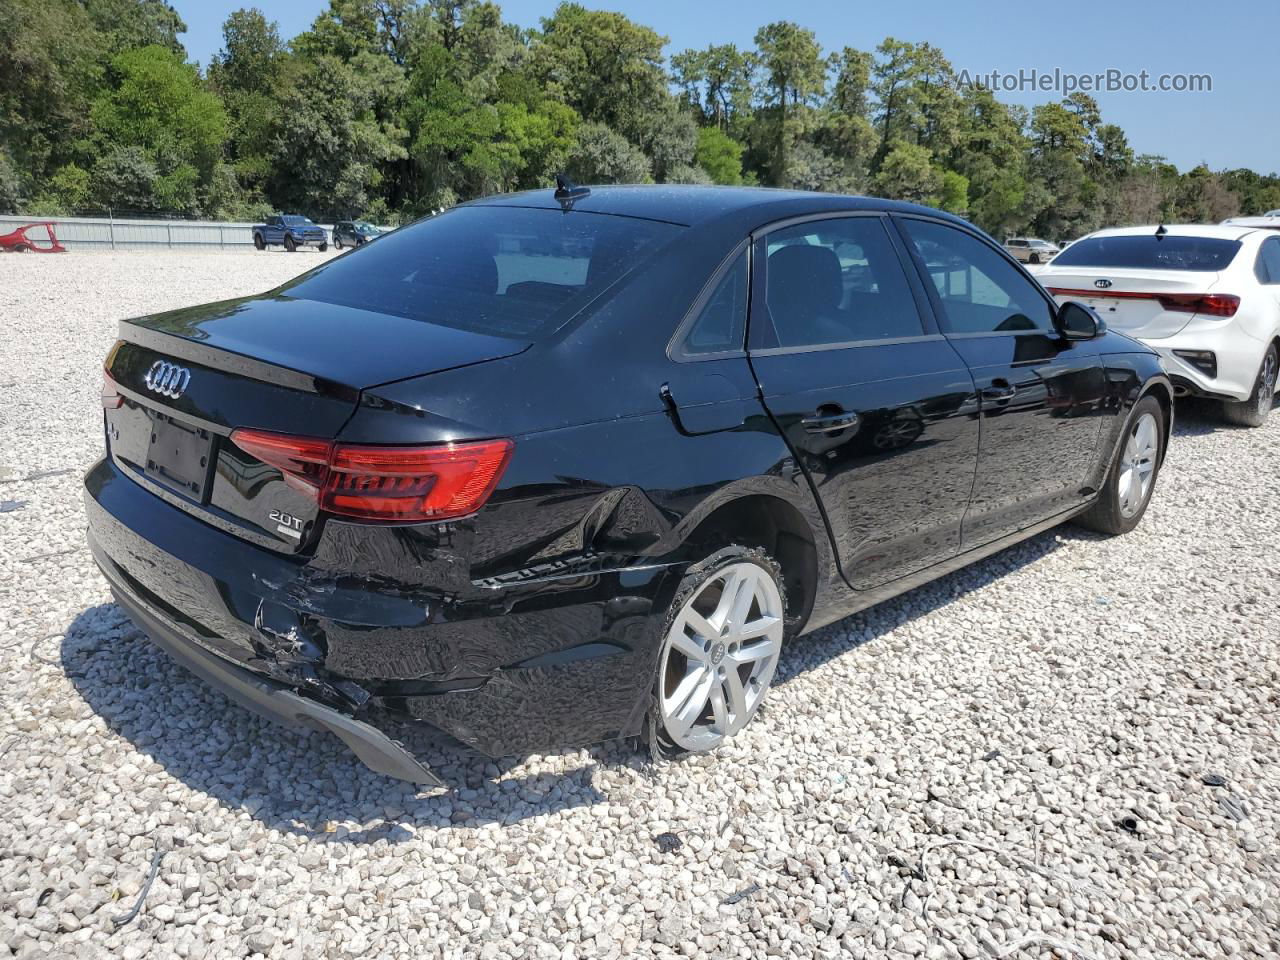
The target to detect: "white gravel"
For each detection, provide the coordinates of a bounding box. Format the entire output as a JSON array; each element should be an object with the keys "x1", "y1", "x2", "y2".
[{"x1": 1, "y1": 251, "x2": 1278, "y2": 960}]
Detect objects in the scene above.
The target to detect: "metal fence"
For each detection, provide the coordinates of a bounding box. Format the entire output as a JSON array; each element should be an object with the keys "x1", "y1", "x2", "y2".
[{"x1": 0, "y1": 214, "x2": 340, "y2": 251}]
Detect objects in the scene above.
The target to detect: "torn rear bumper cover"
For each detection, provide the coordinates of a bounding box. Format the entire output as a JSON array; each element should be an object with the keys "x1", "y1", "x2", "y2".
[{"x1": 108, "y1": 583, "x2": 444, "y2": 788}]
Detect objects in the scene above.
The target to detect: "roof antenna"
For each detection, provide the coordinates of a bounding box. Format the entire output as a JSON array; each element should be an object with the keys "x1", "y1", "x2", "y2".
[
  {"x1": 554, "y1": 173, "x2": 590, "y2": 209},
  {"x1": 1155, "y1": 223, "x2": 1168, "y2": 239}
]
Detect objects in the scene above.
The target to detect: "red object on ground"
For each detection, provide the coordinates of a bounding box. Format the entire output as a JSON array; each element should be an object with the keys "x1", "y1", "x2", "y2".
[{"x1": 0, "y1": 222, "x2": 67, "y2": 253}]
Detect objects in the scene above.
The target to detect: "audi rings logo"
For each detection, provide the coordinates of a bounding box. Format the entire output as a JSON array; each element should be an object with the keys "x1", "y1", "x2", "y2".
[{"x1": 144, "y1": 360, "x2": 191, "y2": 399}]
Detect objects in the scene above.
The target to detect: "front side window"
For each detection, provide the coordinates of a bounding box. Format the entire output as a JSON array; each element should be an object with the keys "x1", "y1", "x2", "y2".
[
  {"x1": 281, "y1": 207, "x2": 683, "y2": 340},
  {"x1": 680, "y1": 250, "x2": 747, "y2": 356},
  {"x1": 901, "y1": 218, "x2": 1053, "y2": 334},
  {"x1": 759, "y1": 217, "x2": 923, "y2": 348}
]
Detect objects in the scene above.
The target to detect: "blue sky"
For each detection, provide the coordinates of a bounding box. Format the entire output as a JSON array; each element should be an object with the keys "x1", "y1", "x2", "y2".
[{"x1": 174, "y1": 0, "x2": 1279, "y2": 175}]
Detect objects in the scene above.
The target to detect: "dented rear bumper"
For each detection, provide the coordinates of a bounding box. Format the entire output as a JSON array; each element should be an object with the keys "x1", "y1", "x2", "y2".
[
  {"x1": 84, "y1": 456, "x2": 680, "y2": 783},
  {"x1": 108, "y1": 582, "x2": 443, "y2": 786}
]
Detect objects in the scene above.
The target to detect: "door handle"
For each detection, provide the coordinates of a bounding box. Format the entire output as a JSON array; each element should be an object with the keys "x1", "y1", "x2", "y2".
[
  {"x1": 801, "y1": 409, "x2": 861, "y2": 434},
  {"x1": 981, "y1": 382, "x2": 1017, "y2": 402}
]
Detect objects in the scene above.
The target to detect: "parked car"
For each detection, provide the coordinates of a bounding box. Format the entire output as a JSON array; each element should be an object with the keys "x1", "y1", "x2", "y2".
[
  {"x1": 253, "y1": 214, "x2": 328, "y2": 252},
  {"x1": 1039, "y1": 224, "x2": 1280, "y2": 426},
  {"x1": 333, "y1": 220, "x2": 382, "y2": 249},
  {"x1": 87, "y1": 185, "x2": 1172, "y2": 785},
  {"x1": 1004, "y1": 237, "x2": 1060, "y2": 264}
]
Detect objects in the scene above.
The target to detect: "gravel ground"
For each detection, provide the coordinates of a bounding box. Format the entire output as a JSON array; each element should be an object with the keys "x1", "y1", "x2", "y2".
[{"x1": 1, "y1": 251, "x2": 1278, "y2": 960}]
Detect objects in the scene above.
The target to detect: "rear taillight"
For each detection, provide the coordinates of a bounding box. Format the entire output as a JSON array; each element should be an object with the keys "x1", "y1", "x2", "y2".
[
  {"x1": 1046, "y1": 288, "x2": 1240, "y2": 318},
  {"x1": 101, "y1": 369, "x2": 123, "y2": 409},
  {"x1": 231, "y1": 429, "x2": 330, "y2": 496},
  {"x1": 1155, "y1": 293, "x2": 1240, "y2": 317},
  {"x1": 229, "y1": 429, "x2": 513, "y2": 523}
]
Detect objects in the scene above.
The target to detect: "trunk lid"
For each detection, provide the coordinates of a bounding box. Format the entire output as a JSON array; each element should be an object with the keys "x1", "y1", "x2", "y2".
[
  {"x1": 1040, "y1": 267, "x2": 1224, "y2": 339},
  {"x1": 105, "y1": 295, "x2": 529, "y2": 553}
]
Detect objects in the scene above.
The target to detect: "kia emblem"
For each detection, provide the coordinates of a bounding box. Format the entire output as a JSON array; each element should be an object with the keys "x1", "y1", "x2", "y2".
[{"x1": 1094, "y1": 278, "x2": 1113, "y2": 289}]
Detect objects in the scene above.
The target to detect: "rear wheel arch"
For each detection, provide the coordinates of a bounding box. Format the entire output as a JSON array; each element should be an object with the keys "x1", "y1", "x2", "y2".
[
  {"x1": 1139, "y1": 380, "x2": 1174, "y2": 464},
  {"x1": 673, "y1": 494, "x2": 818, "y2": 637}
]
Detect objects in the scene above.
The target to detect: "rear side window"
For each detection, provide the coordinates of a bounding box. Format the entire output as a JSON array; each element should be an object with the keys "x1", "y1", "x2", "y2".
[
  {"x1": 902, "y1": 218, "x2": 1053, "y2": 334},
  {"x1": 681, "y1": 251, "x2": 747, "y2": 356},
  {"x1": 281, "y1": 207, "x2": 683, "y2": 339},
  {"x1": 1256, "y1": 237, "x2": 1280, "y2": 285},
  {"x1": 759, "y1": 217, "x2": 923, "y2": 348},
  {"x1": 1053, "y1": 234, "x2": 1241, "y2": 271}
]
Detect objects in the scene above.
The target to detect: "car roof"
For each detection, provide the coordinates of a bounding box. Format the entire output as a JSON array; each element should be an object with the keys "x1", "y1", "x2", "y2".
[
  {"x1": 464, "y1": 184, "x2": 971, "y2": 231},
  {"x1": 1222, "y1": 216, "x2": 1280, "y2": 230},
  {"x1": 1083, "y1": 223, "x2": 1257, "y2": 241}
]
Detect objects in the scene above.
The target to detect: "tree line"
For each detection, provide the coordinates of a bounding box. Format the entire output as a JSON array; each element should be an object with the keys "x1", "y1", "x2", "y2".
[{"x1": 3, "y1": 0, "x2": 1278, "y2": 238}]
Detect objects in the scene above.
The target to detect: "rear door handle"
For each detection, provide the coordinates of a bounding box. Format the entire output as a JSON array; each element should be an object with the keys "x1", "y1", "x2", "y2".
[
  {"x1": 981, "y1": 383, "x2": 1017, "y2": 402},
  {"x1": 801, "y1": 410, "x2": 861, "y2": 434}
]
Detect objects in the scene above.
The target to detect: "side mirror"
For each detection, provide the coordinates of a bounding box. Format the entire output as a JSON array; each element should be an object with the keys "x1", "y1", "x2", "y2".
[{"x1": 1054, "y1": 300, "x2": 1105, "y2": 340}]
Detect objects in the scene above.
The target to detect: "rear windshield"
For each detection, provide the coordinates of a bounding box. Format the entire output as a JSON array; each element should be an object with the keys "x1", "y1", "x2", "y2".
[
  {"x1": 1052, "y1": 235, "x2": 1241, "y2": 271},
  {"x1": 280, "y1": 206, "x2": 682, "y2": 339}
]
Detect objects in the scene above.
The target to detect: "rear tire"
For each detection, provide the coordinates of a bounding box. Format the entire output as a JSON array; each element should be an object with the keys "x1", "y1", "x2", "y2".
[
  {"x1": 1075, "y1": 395, "x2": 1164, "y2": 536},
  {"x1": 284, "y1": 235, "x2": 296, "y2": 252},
  {"x1": 253, "y1": 234, "x2": 265, "y2": 251},
  {"x1": 1221, "y1": 343, "x2": 1277, "y2": 428},
  {"x1": 648, "y1": 546, "x2": 786, "y2": 760},
  {"x1": 334, "y1": 237, "x2": 342, "y2": 250}
]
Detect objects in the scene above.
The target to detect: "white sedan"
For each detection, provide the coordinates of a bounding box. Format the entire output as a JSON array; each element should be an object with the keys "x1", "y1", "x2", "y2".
[{"x1": 1040, "y1": 224, "x2": 1280, "y2": 426}]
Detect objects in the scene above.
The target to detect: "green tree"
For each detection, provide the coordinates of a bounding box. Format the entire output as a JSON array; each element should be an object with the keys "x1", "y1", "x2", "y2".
[
  {"x1": 0, "y1": 147, "x2": 23, "y2": 213},
  {"x1": 208, "y1": 9, "x2": 287, "y2": 203},
  {"x1": 90, "y1": 45, "x2": 228, "y2": 213},
  {"x1": 873, "y1": 141, "x2": 941, "y2": 205},
  {"x1": 694, "y1": 127, "x2": 745, "y2": 185},
  {"x1": 270, "y1": 53, "x2": 407, "y2": 216},
  {"x1": 0, "y1": 0, "x2": 104, "y2": 198},
  {"x1": 671, "y1": 44, "x2": 755, "y2": 132},
  {"x1": 85, "y1": 0, "x2": 186, "y2": 56},
  {"x1": 753, "y1": 22, "x2": 826, "y2": 186},
  {"x1": 564, "y1": 122, "x2": 651, "y2": 184},
  {"x1": 533, "y1": 4, "x2": 667, "y2": 139}
]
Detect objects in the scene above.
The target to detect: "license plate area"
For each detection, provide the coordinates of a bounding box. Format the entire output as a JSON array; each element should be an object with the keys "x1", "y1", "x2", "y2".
[{"x1": 145, "y1": 413, "x2": 215, "y2": 501}]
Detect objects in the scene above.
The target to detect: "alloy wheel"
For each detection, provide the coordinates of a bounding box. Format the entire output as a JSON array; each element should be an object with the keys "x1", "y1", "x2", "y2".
[
  {"x1": 1257, "y1": 349, "x2": 1277, "y2": 417},
  {"x1": 658, "y1": 561, "x2": 784, "y2": 752},
  {"x1": 1118, "y1": 412, "x2": 1159, "y2": 518}
]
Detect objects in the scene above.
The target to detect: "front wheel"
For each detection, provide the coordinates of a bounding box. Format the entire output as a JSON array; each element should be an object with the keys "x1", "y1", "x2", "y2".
[
  {"x1": 284, "y1": 235, "x2": 296, "y2": 252},
  {"x1": 318, "y1": 242, "x2": 328, "y2": 252},
  {"x1": 1075, "y1": 395, "x2": 1164, "y2": 536},
  {"x1": 649, "y1": 547, "x2": 786, "y2": 758},
  {"x1": 1221, "y1": 343, "x2": 1277, "y2": 428},
  {"x1": 1029, "y1": 253, "x2": 1041, "y2": 265}
]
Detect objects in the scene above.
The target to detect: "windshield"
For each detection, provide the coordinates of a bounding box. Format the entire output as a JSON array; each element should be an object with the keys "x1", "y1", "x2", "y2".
[
  {"x1": 1051, "y1": 234, "x2": 1241, "y2": 271},
  {"x1": 356, "y1": 222, "x2": 378, "y2": 234},
  {"x1": 280, "y1": 206, "x2": 683, "y2": 339},
  {"x1": 283, "y1": 216, "x2": 313, "y2": 226}
]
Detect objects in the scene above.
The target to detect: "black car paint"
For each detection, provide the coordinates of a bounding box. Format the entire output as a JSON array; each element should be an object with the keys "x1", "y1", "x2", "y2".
[{"x1": 86, "y1": 186, "x2": 1172, "y2": 769}]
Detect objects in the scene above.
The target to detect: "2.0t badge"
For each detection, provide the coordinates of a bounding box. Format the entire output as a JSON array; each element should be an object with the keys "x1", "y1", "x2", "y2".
[{"x1": 144, "y1": 360, "x2": 191, "y2": 399}]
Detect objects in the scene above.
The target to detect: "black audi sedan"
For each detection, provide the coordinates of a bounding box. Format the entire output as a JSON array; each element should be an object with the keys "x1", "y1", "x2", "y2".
[{"x1": 87, "y1": 185, "x2": 1172, "y2": 785}]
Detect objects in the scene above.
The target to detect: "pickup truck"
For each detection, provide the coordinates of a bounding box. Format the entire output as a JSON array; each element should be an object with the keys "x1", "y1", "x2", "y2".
[{"x1": 252, "y1": 215, "x2": 328, "y2": 252}]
